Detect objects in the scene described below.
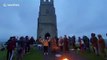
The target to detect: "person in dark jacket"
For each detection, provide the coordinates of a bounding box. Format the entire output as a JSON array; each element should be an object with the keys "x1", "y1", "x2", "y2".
[
  {"x1": 90, "y1": 33, "x2": 99, "y2": 55},
  {"x1": 25, "y1": 36, "x2": 30, "y2": 53},
  {"x1": 6, "y1": 37, "x2": 13, "y2": 60},
  {"x1": 30, "y1": 37, "x2": 35, "y2": 45},
  {"x1": 98, "y1": 34, "x2": 106, "y2": 58},
  {"x1": 17, "y1": 36, "x2": 25, "y2": 60},
  {"x1": 71, "y1": 36, "x2": 76, "y2": 49},
  {"x1": 83, "y1": 36, "x2": 90, "y2": 51},
  {"x1": 6, "y1": 37, "x2": 16, "y2": 60},
  {"x1": 63, "y1": 35, "x2": 69, "y2": 51}
]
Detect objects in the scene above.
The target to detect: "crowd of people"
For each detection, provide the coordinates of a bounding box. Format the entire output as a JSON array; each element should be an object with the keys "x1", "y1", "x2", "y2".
[
  {"x1": 5, "y1": 36, "x2": 35, "y2": 60},
  {"x1": 38, "y1": 33, "x2": 107, "y2": 59},
  {"x1": 3, "y1": 33, "x2": 107, "y2": 60}
]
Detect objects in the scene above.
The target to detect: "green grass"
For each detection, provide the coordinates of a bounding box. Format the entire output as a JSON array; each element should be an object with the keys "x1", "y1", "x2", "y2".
[
  {"x1": 0, "y1": 47, "x2": 43, "y2": 60},
  {"x1": 0, "y1": 50, "x2": 7, "y2": 60},
  {"x1": 23, "y1": 48, "x2": 43, "y2": 60},
  {"x1": 78, "y1": 51, "x2": 105, "y2": 60}
]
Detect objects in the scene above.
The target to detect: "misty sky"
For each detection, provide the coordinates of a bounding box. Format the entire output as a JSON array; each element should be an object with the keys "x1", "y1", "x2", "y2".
[{"x1": 0, "y1": 0, "x2": 107, "y2": 41}]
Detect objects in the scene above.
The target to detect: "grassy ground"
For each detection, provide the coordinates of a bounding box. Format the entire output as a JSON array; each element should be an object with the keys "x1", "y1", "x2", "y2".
[
  {"x1": 78, "y1": 51, "x2": 104, "y2": 60},
  {"x1": 0, "y1": 49, "x2": 6, "y2": 60},
  {"x1": 0, "y1": 47, "x2": 43, "y2": 60}
]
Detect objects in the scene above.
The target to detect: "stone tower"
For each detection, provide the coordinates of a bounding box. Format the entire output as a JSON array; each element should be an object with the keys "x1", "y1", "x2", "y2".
[{"x1": 37, "y1": 0, "x2": 57, "y2": 38}]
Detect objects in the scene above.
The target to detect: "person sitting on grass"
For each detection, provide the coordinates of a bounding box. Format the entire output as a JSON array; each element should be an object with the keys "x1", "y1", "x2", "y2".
[{"x1": 97, "y1": 34, "x2": 107, "y2": 58}]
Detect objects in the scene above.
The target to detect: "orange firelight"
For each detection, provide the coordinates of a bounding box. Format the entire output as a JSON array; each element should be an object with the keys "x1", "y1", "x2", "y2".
[{"x1": 63, "y1": 58, "x2": 69, "y2": 60}]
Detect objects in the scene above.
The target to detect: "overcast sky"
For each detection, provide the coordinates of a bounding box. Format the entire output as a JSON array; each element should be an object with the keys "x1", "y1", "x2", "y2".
[{"x1": 0, "y1": 0, "x2": 107, "y2": 41}]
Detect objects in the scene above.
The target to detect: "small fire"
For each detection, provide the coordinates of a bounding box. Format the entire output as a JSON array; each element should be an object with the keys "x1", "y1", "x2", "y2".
[{"x1": 63, "y1": 58, "x2": 69, "y2": 60}]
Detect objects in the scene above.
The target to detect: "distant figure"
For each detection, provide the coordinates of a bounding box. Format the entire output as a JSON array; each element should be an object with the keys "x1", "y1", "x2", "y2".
[
  {"x1": 51, "y1": 38, "x2": 58, "y2": 53},
  {"x1": 71, "y1": 36, "x2": 76, "y2": 50},
  {"x1": 68, "y1": 36, "x2": 72, "y2": 47},
  {"x1": 55, "y1": 36, "x2": 59, "y2": 46},
  {"x1": 78, "y1": 37, "x2": 84, "y2": 51},
  {"x1": 63, "y1": 35, "x2": 69, "y2": 51},
  {"x1": 98, "y1": 34, "x2": 106, "y2": 58},
  {"x1": 37, "y1": 37, "x2": 43, "y2": 50},
  {"x1": 58, "y1": 36, "x2": 64, "y2": 52},
  {"x1": 29, "y1": 37, "x2": 35, "y2": 48},
  {"x1": 25, "y1": 36, "x2": 30, "y2": 53},
  {"x1": 90, "y1": 33, "x2": 99, "y2": 55},
  {"x1": 17, "y1": 37, "x2": 25, "y2": 60},
  {"x1": 10, "y1": 37, "x2": 16, "y2": 60},
  {"x1": 83, "y1": 36, "x2": 90, "y2": 51},
  {"x1": 6, "y1": 37, "x2": 16, "y2": 60},
  {"x1": 40, "y1": 37, "x2": 50, "y2": 55}
]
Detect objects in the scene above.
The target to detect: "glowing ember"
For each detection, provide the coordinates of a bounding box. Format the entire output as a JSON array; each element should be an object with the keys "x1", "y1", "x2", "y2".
[{"x1": 63, "y1": 58, "x2": 69, "y2": 60}]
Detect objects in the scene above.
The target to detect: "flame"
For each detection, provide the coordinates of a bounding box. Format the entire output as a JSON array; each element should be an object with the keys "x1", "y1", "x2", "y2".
[{"x1": 63, "y1": 58, "x2": 69, "y2": 60}]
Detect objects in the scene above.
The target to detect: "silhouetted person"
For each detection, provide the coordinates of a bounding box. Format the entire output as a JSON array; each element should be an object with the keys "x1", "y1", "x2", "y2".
[
  {"x1": 30, "y1": 37, "x2": 35, "y2": 45},
  {"x1": 17, "y1": 36, "x2": 25, "y2": 60},
  {"x1": 71, "y1": 36, "x2": 76, "y2": 49},
  {"x1": 98, "y1": 34, "x2": 106, "y2": 58},
  {"x1": 38, "y1": 37, "x2": 43, "y2": 50},
  {"x1": 6, "y1": 37, "x2": 16, "y2": 60},
  {"x1": 51, "y1": 38, "x2": 58, "y2": 53},
  {"x1": 10, "y1": 37, "x2": 16, "y2": 60},
  {"x1": 25, "y1": 36, "x2": 30, "y2": 53},
  {"x1": 83, "y1": 36, "x2": 90, "y2": 51},
  {"x1": 63, "y1": 35, "x2": 69, "y2": 51},
  {"x1": 6, "y1": 37, "x2": 12, "y2": 60},
  {"x1": 58, "y1": 36, "x2": 64, "y2": 52},
  {"x1": 68, "y1": 36, "x2": 72, "y2": 47},
  {"x1": 55, "y1": 36, "x2": 59, "y2": 46},
  {"x1": 78, "y1": 37, "x2": 84, "y2": 51},
  {"x1": 90, "y1": 33, "x2": 99, "y2": 55}
]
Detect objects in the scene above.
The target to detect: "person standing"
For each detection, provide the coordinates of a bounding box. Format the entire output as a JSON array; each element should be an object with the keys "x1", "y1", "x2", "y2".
[
  {"x1": 78, "y1": 37, "x2": 84, "y2": 51},
  {"x1": 51, "y1": 38, "x2": 58, "y2": 53},
  {"x1": 17, "y1": 37, "x2": 25, "y2": 60},
  {"x1": 6, "y1": 37, "x2": 13, "y2": 60},
  {"x1": 25, "y1": 36, "x2": 30, "y2": 53},
  {"x1": 83, "y1": 36, "x2": 90, "y2": 51},
  {"x1": 29, "y1": 37, "x2": 35, "y2": 48},
  {"x1": 90, "y1": 33, "x2": 99, "y2": 55},
  {"x1": 63, "y1": 35, "x2": 69, "y2": 51},
  {"x1": 71, "y1": 36, "x2": 76, "y2": 50},
  {"x1": 10, "y1": 37, "x2": 16, "y2": 60},
  {"x1": 98, "y1": 34, "x2": 106, "y2": 58},
  {"x1": 40, "y1": 37, "x2": 50, "y2": 55},
  {"x1": 58, "y1": 36, "x2": 64, "y2": 52}
]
